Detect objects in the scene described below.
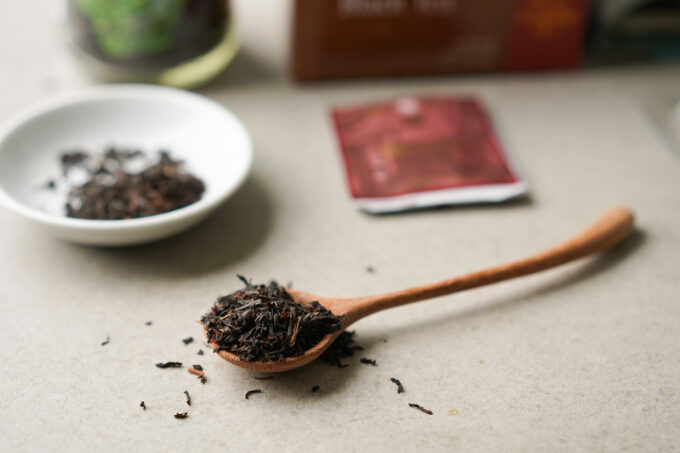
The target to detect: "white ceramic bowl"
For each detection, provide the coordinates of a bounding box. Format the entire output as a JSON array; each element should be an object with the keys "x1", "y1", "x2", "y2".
[{"x1": 0, "y1": 85, "x2": 252, "y2": 246}]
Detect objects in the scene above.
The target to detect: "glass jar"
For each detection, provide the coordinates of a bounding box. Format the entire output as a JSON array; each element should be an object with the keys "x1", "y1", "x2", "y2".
[{"x1": 67, "y1": 0, "x2": 238, "y2": 88}]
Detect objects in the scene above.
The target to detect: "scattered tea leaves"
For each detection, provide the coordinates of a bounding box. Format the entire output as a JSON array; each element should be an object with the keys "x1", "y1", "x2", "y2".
[
  {"x1": 145, "y1": 321, "x2": 152, "y2": 326},
  {"x1": 409, "y1": 403, "x2": 432, "y2": 415},
  {"x1": 156, "y1": 362, "x2": 182, "y2": 369},
  {"x1": 366, "y1": 266, "x2": 375, "y2": 273},
  {"x1": 192, "y1": 364, "x2": 203, "y2": 371},
  {"x1": 360, "y1": 358, "x2": 377, "y2": 366},
  {"x1": 311, "y1": 385, "x2": 320, "y2": 393},
  {"x1": 245, "y1": 389, "x2": 262, "y2": 400},
  {"x1": 182, "y1": 337, "x2": 194, "y2": 345},
  {"x1": 197, "y1": 349, "x2": 204, "y2": 355},
  {"x1": 100, "y1": 336, "x2": 110, "y2": 346},
  {"x1": 184, "y1": 390, "x2": 191, "y2": 406},
  {"x1": 174, "y1": 412, "x2": 188, "y2": 419},
  {"x1": 202, "y1": 278, "x2": 342, "y2": 362},
  {"x1": 140, "y1": 401, "x2": 146, "y2": 410},
  {"x1": 390, "y1": 378, "x2": 405, "y2": 394}
]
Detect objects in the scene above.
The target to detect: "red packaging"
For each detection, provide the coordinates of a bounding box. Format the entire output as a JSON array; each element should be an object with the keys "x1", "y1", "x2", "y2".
[{"x1": 331, "y1": 96, "x2": 528, "y2": 213}]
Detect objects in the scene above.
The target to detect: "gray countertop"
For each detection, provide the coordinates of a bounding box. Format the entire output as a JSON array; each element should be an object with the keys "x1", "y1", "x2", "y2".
[{"x1": 1, "y1": 2, "x2": 680, "y2": 452}]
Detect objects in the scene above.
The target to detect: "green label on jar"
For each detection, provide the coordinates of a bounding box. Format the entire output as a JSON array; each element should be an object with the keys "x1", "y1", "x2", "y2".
[{"x1": 74, "y1": 0, "x2": 185, "y2": 59}]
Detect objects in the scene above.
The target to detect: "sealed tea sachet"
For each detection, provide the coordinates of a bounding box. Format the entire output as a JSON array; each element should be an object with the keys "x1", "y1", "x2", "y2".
[{"x1": 331, "y1": 96, "x2": 528, "y2": 213}]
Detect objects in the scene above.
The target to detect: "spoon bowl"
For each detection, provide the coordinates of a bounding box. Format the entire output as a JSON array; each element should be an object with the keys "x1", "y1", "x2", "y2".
[{"x1": 205, "y1": 206, "x2": 635, "y2": 373}]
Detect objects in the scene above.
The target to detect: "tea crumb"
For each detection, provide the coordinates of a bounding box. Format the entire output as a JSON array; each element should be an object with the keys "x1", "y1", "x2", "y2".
[
  {"x1": 182, "y1": 337, "x2": 194, "y2": 345},
  {"x1": 197, "y1": 349, "x2": 204, "y2": 355},
  {"x1": 192, "y1": 364, "x2": 203, "y2": 371},
  {"x1": 145, "y1": 321, "x2": 152, "y2": 326},
  {"x1": 156, "y1": 362, "x2": 182, "y2": 369},
  {"x1": 311, "y1": 385, "x2": 320, "y2": 393},
  {"x1": 188, "y1": 367, "x2": 207, "y2": 383},
  {"x1": 360, "y1": 358, "x2": 377, "y2": 366},
  {"x1": 409, "y1": 403, "x2": 433, "y2": 415},
  {"x1": 366, "y1": 266, "x2": 375, "y2": 273},
  {"x1": 390, "y1": 378, "x2": 405, "y2": 394},
  {"x1": 140, "y1": 401, "x2": 146, "y2": 410},
  {"x1": 60, "y1": 151, "x2": 88, "y2": 175},
  {"x1": 184, "y1": 390, "x2": 191, "y2": 406},
  {"x1": 174, "y1": 412, "x2": 188, "y2": 419},
  {"x1": 100, "y1": 336, "x2": 110, "y2": 346},
  {"x1": 245, "y1": 389, "x2": 262, "y2": 400}
]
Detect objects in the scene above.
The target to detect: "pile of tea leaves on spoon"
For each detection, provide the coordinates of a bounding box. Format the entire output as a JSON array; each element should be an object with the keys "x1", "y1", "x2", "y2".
[{"x1": 201, "y1": 276, "x2": 342, "y2": 362}]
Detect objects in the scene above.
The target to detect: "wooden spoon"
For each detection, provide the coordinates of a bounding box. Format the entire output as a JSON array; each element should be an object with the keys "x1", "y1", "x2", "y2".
[{"x1": 206, "y1": 206, "x2": 634, "y2": 373}]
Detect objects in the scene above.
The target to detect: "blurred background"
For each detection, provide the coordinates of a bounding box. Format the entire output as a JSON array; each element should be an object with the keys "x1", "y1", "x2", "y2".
[
  {"x1": 5, "y1": 0, "x2": 680, "y2": 149},
  {"x1": 9, "y1": 1, "x2": 680, "y2": 81}
]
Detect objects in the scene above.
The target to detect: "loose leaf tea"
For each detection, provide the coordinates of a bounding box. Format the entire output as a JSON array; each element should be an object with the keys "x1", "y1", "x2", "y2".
[
  {"x1": 140, "y1": 401, "x2": 146, "y2": 410},
  {"x1": 201, "y1": 277, "x2": 342, "y2": 362},
  {"x1": 360, "y1": 358, "x2": 377, "y2": 366},
  {"x1": 191, "y1": 364, "x2": 203, "y2": 371},
  {"x1": 320, "y1": 330, "x2": 363, "y2": 368},
  {"x1": 197, "y1": 349, "x2": 204, "y2": 355},
  {"x1": 188, "y1": 367, "x2": 207, "y2": 384},
  {"x1": 145, "y1": 321, "x2": 152, "y2": 326},
  {"x1": 58, "y1": 148, "x2": 204, "y2": 220},
  {"x1": 245, "y1": 389, "x2": 262, "y2": 400},
  {"x1": 100, "y1": 336, "x2": 110, "y2": 346},
  {"x1": 174, "y1": 412, "x2": 188, "y2": 419},
  {"x1": 184, "y1": 390, "x2": 191, "y2": 406},
  {"x1": 311, "y1": 385, "x2": 320, "y2": 393},
  {"x1": 156, "y1": 362, "x2": 182, "y2": 369},
  {"x1": 390, "y1": 378, "x2": 405, "y2": 394},
  {"x1": 408, "y1": 403, "x2": 433, "y2": 415},
  {"x1": 182, "y1": 337, "x2": 194, "y2": 345}
]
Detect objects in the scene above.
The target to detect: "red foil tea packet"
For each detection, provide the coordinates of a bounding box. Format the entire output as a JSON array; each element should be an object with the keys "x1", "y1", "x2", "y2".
[{"x1": 331, "y1": 96, "x2": 528, "y2": 213}]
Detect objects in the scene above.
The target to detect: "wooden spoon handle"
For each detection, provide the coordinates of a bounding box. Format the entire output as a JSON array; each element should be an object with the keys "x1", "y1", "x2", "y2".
[{"x1": 346, "y1": 206, "x2": 634, "y2": 323}]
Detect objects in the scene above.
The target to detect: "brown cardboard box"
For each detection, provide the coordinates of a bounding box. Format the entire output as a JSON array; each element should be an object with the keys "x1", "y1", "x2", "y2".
[{"x1": 293, "y1": 0, "x2": 589, "y2": 80}]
